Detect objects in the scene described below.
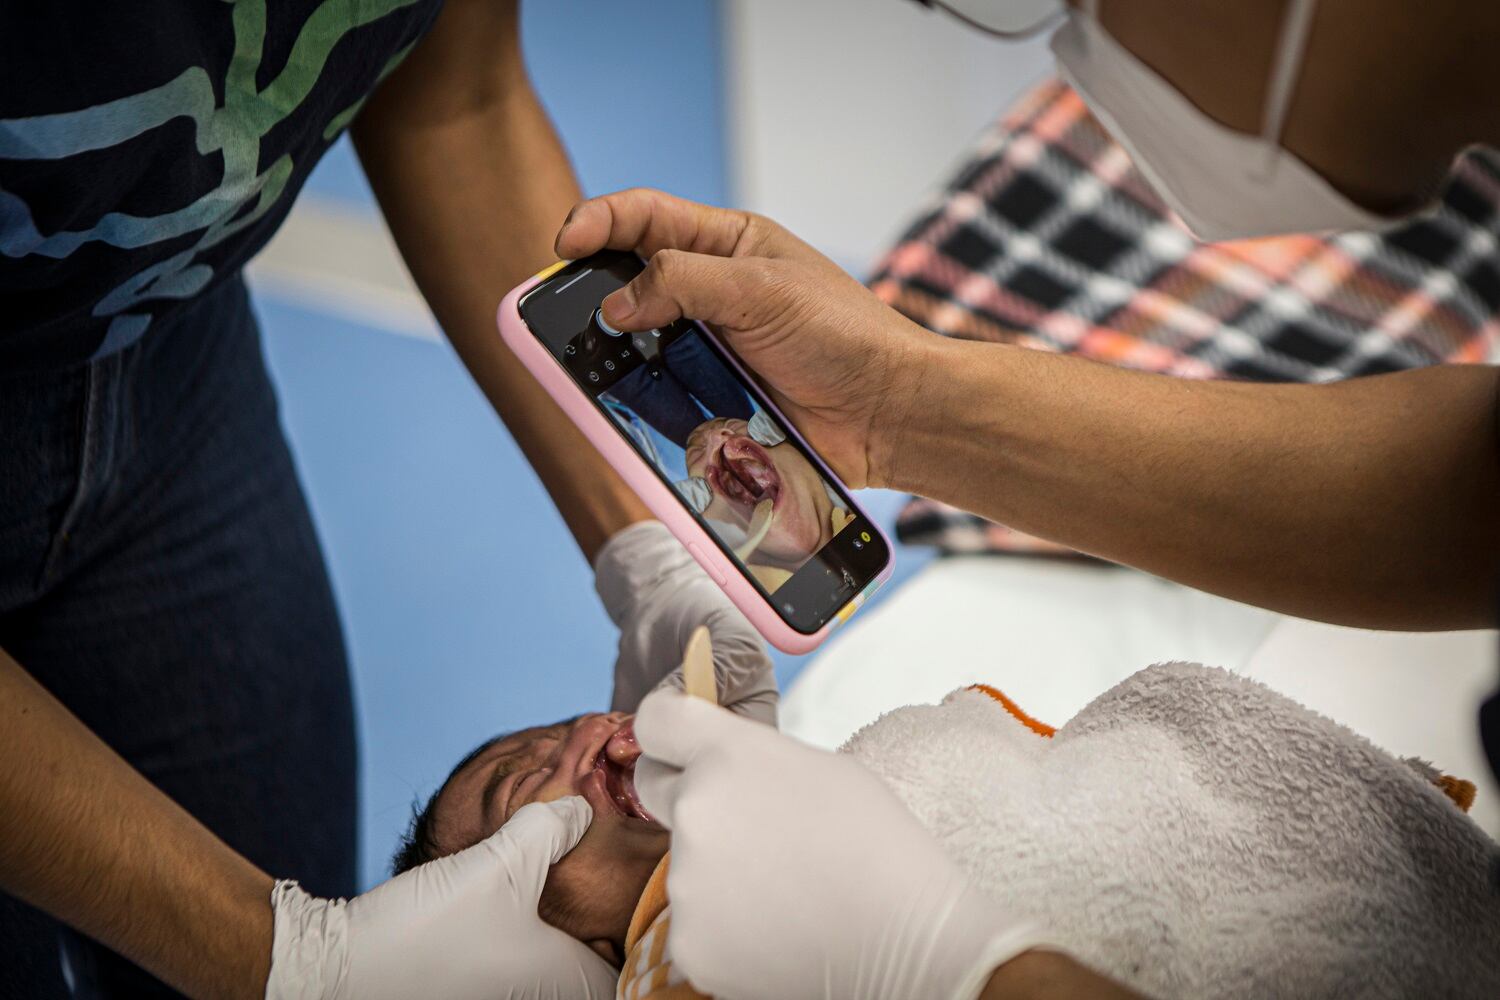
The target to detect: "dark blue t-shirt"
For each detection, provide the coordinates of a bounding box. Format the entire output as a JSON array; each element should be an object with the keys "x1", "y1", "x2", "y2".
[{"x1": 0, "y1": 0, "x2": 443, "y2": 369}]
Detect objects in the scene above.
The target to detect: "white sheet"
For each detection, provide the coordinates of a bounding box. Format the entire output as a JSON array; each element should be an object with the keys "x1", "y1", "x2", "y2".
[
  {"x1": 844, "y1": 669, "x2": 1500, "y2": 998},
  {"x1": 783, "y1": 555, "x2": 1499, "y2": 836}
]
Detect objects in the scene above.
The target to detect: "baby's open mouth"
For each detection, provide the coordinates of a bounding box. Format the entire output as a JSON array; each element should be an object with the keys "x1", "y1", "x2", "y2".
[
  {"x1": 594, "y1": 750, "x2": 655, "y2": 823},
  {"x1": 708, "y1": 435, "x2": 781, "y2": 510}
]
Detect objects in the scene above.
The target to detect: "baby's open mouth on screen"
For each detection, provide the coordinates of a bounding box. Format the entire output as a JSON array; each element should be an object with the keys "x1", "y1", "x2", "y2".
[{"x1": 708, "y1": 434, "x2": 781, "y2": 509}]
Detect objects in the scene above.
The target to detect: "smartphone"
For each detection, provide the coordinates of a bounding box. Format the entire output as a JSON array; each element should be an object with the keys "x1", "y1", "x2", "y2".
[{"x1": 498, "y1": 251, "x2": 893, "y2": 654}]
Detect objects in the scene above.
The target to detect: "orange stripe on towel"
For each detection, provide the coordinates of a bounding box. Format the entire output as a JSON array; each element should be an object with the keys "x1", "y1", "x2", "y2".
[
  {"x1": 1437, "y1": 774, "x2": 1477, "y2": 813},
  {"x1": 968, "y1": 684, "x2": 1056, "y2": 737}
]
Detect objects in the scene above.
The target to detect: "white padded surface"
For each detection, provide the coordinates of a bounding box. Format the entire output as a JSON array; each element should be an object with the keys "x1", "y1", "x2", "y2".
[
  {"x1": 783, "y1": 556, "x2": 1499, "y2": 836},
  {"x1": 1240, "y1": 618, "x2": 1499, "y2": 837},
  {"x1": 783, "y1": 557, "x2": 1278, "y2": 746}
]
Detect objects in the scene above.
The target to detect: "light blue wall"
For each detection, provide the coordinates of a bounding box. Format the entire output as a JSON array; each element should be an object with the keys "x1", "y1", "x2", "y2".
[
  {"x1": 301, "y1": 0, "x2": 730, "y2": 213},
  {"x1": 259, "y1": 298, "x2": 926, "y2": 891},
  {"x1": 261, "y1": 301, "x2": 618, "y2": 889}
]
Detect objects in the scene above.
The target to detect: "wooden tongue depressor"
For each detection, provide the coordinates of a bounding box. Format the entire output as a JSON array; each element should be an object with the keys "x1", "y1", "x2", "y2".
[
  {"x1": 733, "y1": 498, "x2": 776, "y2": 563},
  {"x1": 681, "y1": 625, "x2": 718, "y2": 706}
]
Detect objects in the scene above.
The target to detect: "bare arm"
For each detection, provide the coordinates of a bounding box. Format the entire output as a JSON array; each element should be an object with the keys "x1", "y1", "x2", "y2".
[
  {"x1": 0, "y1": 648, "x2": 272, "y2": 1000},
  {"x1": 888, "y1": 342, "x2": 1500, "y2": 630},
  {"x1": 555, "y1": 189, "x2": 1500, "y2": 630},
  {"x1": 351, "y1": 0, "x2": 649, "y2": 563},
  {"x1": 982, "y1": 950, "x2": 1148, "y2": 1000}
]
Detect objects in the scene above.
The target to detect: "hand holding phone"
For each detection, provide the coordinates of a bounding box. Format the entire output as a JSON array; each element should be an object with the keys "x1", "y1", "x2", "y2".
[{"x1": 498, "y1": 251, "x2": 892, "y2": 653}]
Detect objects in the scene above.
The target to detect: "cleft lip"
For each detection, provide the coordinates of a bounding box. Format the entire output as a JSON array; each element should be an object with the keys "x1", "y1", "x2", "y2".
[
  {"x1": 711, "y1": 434, "x2": 783, "y2": 510},
  {"x1": 595, "y1": 749, "x2": 658, "y2": 825}
]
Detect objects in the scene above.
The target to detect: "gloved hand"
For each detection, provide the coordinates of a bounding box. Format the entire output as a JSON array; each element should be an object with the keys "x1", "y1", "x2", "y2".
[
  {"x1": 633, "y1": 690, "x2": 1052, "y2": 1000},
  {"x1": 265, "y1": 796, "x2": 616, "y2": 1000}
]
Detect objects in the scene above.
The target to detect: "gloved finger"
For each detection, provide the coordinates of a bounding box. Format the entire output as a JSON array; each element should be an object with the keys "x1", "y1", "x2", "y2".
[
  {"x1": 674, "y1": 475, "x2": 712, "y2": 514},
  {"x1": 599, "y1": 250, "x2": 797, "y2": 335},
  {"x1": 635, "y1": 687, "x2": 775, "y2": 769},
  {"x1": 747, "y1": 409, "x2": 786, "y2": 447},
  {"x1": 554, "y1": 188, "x2": 817, "y2": 265},
  {"x1": 487, "y1": 795, "x2": 595, "y2": 893},
  {"x1": 633, "y1": 688, "x2": 721, "y2": 770},
  {"x1": 632, "y1": 755, "x2": 681, "y2": 829},
  {"x1": 571, "y1": 942, "x2": 626, "y2": 1000},
  {"x1": 526, "y1": 919, "x2": 626, "y2": 1000}
]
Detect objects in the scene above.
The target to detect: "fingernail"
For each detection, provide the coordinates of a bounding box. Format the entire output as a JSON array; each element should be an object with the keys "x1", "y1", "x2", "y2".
[
  {"x1": 554, "y1": 209, "x2": 579, "y2": 252},
  {"x1": 602, "y1": 286, "x2": 636, "y2": 324}
]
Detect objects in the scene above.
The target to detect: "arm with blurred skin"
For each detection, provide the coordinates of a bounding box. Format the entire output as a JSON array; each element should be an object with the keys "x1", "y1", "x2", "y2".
[
  {"x1": 0, "y1": 27, "x2": 672, "y2": 1000},
  {"x1": 351, "y1": 0, "x2": 649, "y2": 564},
  {"x1": 554, "y1": 189, "x2": 1500, "y2": 631},
  {"x1": 0, "y1": 648, "x2": 273, "y2": 1000},
  {"x1": 1, "y1": 627, "x2": 615, "y2": 1000}
]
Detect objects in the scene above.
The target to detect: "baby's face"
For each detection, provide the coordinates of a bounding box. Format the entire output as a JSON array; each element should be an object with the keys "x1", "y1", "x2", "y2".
[
  {"x1": 438, "y1": 713, "x2": 653, "y2": 830},
  {"x1": 430, "y1": 713, "x2": 668, "y2": 963},
  {"x1": 684, "y1": 417, "x2": 834, "y2": 565}
]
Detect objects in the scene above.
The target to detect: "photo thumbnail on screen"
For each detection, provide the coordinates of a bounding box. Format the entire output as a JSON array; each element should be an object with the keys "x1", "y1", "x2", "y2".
[{"x1": 571, "y1": 311, "x2": 854, "y2": 594}]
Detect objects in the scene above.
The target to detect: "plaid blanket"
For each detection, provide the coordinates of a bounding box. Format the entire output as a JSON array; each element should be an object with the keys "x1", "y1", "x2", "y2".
[{"x1": 870, "y1": 77, "x2": 1500, "y2": 556}]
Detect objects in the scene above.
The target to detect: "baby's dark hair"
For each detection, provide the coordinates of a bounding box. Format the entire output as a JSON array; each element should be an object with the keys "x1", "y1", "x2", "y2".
[
  {"x1": 390, "y1": 730, "x2": 513, "y2": 876},
  {"x1": 390, "y1": 716, "x2": 580, "y2": 877}
]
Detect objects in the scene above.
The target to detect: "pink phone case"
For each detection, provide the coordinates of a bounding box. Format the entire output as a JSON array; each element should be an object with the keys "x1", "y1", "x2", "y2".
[{"x1": 497, "y1": 263, "x2": 893, "y2": 654}]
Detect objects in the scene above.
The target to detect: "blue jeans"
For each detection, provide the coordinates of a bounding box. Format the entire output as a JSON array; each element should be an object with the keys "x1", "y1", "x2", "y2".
[
  {"x1": 0, "y1": 276, "x2": 357, "y2": 999},
  {"x1": 607, "y1": 331, "x2": 753, "y2": 447}
]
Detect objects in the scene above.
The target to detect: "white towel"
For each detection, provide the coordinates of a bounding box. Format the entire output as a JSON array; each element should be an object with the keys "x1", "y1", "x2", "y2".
[{"x1": 841, "y1": 662, "x2": 1500, "y2": 998}]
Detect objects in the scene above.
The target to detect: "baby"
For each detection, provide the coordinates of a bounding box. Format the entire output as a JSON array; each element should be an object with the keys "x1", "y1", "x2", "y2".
[
  {"x1": 398, "y1": 512, "x2": 1499, "y2": 998},
  {"x1": 397, "y1": 354, "x2": 1495, "y2": 994},
  {"x1": 388, "y1": 520, "x2": 772, "y2": 966}
]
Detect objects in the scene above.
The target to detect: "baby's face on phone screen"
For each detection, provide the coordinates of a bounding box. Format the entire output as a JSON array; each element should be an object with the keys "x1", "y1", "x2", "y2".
[{"x1": 685, "y1": 417, "x2": 836, "y2": 566}]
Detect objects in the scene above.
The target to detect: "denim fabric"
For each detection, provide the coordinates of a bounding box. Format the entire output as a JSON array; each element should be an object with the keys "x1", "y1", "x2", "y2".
[
  {"x1": 606, "y1": 331, "x2": 753, "y2": 447},
  {"x1": 0, "y1": 275, "x2": 357, "y2": 998}
]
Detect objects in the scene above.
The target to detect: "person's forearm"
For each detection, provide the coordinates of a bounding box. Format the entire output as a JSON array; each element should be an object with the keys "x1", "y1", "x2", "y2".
[
  {"x1": 352, "y1": 0, "x2": 649, "y2": 563},
  {"x1": 982, "y1": 950, "x2": 1148, "y2": 999},
  {"x1": 882, "y1": 338, "x2": 1500, "y2": 629},
  {"x1": 0, "y1": 649, "x2": 273, "y2": 1000}
]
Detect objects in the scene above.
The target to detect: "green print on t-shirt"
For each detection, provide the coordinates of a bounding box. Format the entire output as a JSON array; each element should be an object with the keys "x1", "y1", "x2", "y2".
[{"x1": 0, "y1": 0, "x2": 421, "y2": 353}]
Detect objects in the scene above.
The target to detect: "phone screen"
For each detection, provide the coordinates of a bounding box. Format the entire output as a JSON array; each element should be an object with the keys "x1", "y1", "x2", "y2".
[{"x1": 520, "y1": 252, "x2": 890, "y2": 634}]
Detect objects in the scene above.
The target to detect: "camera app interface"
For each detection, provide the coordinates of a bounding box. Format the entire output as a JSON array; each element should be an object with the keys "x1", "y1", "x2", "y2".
[{"x1": 520, "y1": 253, "x2": 887, "y2": 632}]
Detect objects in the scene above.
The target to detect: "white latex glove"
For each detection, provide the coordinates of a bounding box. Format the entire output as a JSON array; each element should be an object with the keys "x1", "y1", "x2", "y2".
[
  {"x1": 745, "y1": 410, "x2": 786, "y2": 448},
  {"x1": 673, "y1": 475, "x2": 713, "y2": 514},
  {"x1": 266, "y1": 796, "x2": 616, "y2": 1000},
  {"x1": 633, "y1": 690, "x2": 1052, "y2": 1000}
]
